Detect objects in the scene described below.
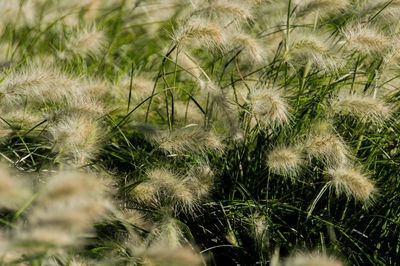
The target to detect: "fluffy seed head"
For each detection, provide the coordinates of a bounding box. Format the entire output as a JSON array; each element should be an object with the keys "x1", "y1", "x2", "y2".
[
  {"x1": 0, "y1": 109, "x2": 44, "y2": 130},
  {"x1": 249, "y1": 88, "x2": 289, "y2": 127},
  {"x1": 295, "y1": 0, "x2": 350, "y2": 18},
  {"x1": 0, "y1": 0, "x2": 36, "y2": 27},
  {"x1": 172, "y1": 182, "x2": 197, "y2": 211},
  {"x1": 0, "y1": 64, "x2": 103, "y2": 113},
  {"x1": 121, "y1": 209, "x2": 150, "y2": 230},
  {"x1": 133, "y1": 168, "x2": 199, "y2": 212},
  {"x1": 208, "y1": 92, "x2": 243, "y2": 138},
  {"x1": 173, "y1": 18, "x2": 225, "y2": 50},
  {"x1": 61, "y1": 25, "x2": 107, "y2": 59},
  {"x1": 131, "y1": 181, "x2": 158, "y2": 203},
  {"x1": 303, "y1": 133, "x2": 349, "y2": 167},
  {"x1": 342, "y1": 24, "x2": 394, "y2": 56},
  {"x1": 355, "y1": 1, "x2": 400, "y2": 28},
  {"x1": 37, "y1": 171, "x2": 108, "y2": 204},
  {"x1": 151, "y1": 125, "x2": 223, "y2": 154},
  {"x1": 193, "y1": 0, "x2": 253, "y2": 24},
  {"x1": 328, "y1": 167, "x2": 375, "y2": 203},
  {"x1": 301, "y1": 121, "x2": 351, "y2": 167},
  {"x1": 185, "y1": 165, "x2": 214, "y2": 198},
  {"x1": 15, "y1": 227, "x2": 79, "y2": 248},
  {"x1": 65, "y1": 96, "x2": 106, "y2": 116},
  {"x1": 232, "y1": 33, "x2": 264, "y2": 63},
  {"x1": 330, "y1": 93, "x2": 392, "y2": 124},
  {"x1": 149, "y1": 168, "x2": 198, "y2": 212},
  {"x1": 0, "y1": 165, "x2": 32, "y2": 209},
  {"x1": 153, "y1": 212, "x2": 184, "y2": 248},
  {"x1": 286, "y1": 30, "x2": 342, "y2": 71},
  {"x1": 267, "y1": 146, "x2": 304, "y2": 177},
  {"x1": 16, "y1": 171, "x2": 112, "y2": 249},
  {"x1": 170, "y1": 49, "x2": 203, "y2": 80},
  {"x1": 283, "y1": 252, "x2": 343, "y2": 266},
  {"x1": 48, "y1": 114, "x2": 105, "y2": 165},
  {"x1": 142, "y1": 245, "x2": 202, "y2": 266},
  {"x1": 0, "y1": 65, "x2": 79, "y2": 107}
]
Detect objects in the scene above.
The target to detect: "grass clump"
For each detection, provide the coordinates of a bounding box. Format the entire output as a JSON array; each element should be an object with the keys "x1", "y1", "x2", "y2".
[{"x1": 0, "y1": 0, "x2": 400, "y2": 265}]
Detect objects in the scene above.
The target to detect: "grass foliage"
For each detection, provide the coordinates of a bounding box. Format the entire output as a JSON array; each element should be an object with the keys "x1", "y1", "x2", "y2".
[{"x1": 0, "y1": 0, "x2": 400, "y2": 265}]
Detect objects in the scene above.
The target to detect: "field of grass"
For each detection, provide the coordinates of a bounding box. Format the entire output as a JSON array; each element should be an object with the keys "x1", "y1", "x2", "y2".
[{"x1": 1, "y1": 0, "x2": 400, "y2": 265}]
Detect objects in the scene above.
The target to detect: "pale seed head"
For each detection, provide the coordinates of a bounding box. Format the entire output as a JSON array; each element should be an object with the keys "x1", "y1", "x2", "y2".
[
  {"x1": 61, "y1": 25, "x2": 107, "y2": 59},
  {"x1": 151, "y1": 125, "x2": 223, "y2": 155},
  {"x1": 328, "y1": 167, "x2": 375, "y2": 204},
  {"x1": 283, "y1": 252, "x2": 343, "y2": 266},
  {"x1": 342, "y1": 24, "x2": 394, "y2": 57},
  {"x1": 249, "y1": 88, "x2": 289, "y2": 127},
  {"x1": 330, "y1": 93, "x2": 392, "y2": 124},
  {"x1": 172, "y1": 18, "x2": 226, "y2": 51},
  {"x1": 267, "y1": 146, "x2": 304, "y2": 177}
]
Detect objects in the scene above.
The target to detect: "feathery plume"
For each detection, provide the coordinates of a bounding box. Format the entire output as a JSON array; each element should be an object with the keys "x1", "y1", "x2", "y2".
[
  {"x1": 249, "y1": 87, "x2": 289, "y2": 127},
  {"x1": 294, "y1": 0, "x2": 350, "y2": 18},
  {"x1": 141, "y1": 245, "x2": 202, "y2": 266},
  {"x1": 64, "y1": 96, "x2": 106, "y2": 117},
  {"x1": 131, "y1": 181, "x2": 158, "y2": 203},
  {"x1": 0, "y1": 109, "x2": 45, "y2": 130},
  {"x1": 131, "y1": 168, "x2": 196, "y2": 211},
  {"x1": 267, "y1": 146, "x2": 304, "y2": 177},
  {"x1": 15, "y1": 171, "x2": 112, "y2": 249},
  {"x1": 231, "y1": 33, "x2": 264, "y2": 64},
  {"x1": 0, "y1": 165, "x2": 32, "y2": 209},
  {"x1": 146, "y1": 168, "x2": 184, "y2": 193},
  {"x1": 48, "y1": 114, "x2": 105, "y2": 164},
  {"x1": 330, "y1": 93, "x2": 392, "y2": 124},
  {"x1": 193, "y1": 0, "x2": 253, "y2": 24},
  {"x1": 170, "y1": 49, "x2": 203, "y2": 80},
  {"x1": 80, "y1": 0, "x2": 102, "y2": 22},
  {"x1": 150, "y1": 125, "x2": 223, "y2": 154},
  {"x1": 342, "y1": 24, "x2": 394, "y2": 57},
  {"x1": 198, "y1": 79, "x2": 220, "y2": 96},
  {"x1": 209, "y1": 92, "x2": 243, "y2": 138},
  {"x1": 303, "y1": 133, "x2": 349, "y2": 167},
  {"x1": 0, "y1": 64, "x2": 80, "y2": 107},
  {"x1": 150, "y1": 168, "x2": 198, "y2": 211},
  {"x1": 153, "y1": 212, "x2": 184, "y2": 248},
  {"x1": 285, "y1": 29, "x2": 342, "y2": 71},
  {"x1": 328, "y1": 167, "x2": 375, "y2": 204},
  {"x1": 0, "y1": 0, "x2": 36, "y2": 28},
  {"x1": 185, "y1": 165, "x2": 214, "y2": 198},
  {"x1": 40, "y1": 2, "x2": 79, "y2": 28},
  {"x1": 121, "y1": 209, "x2": 151, "y2": 230},
  {"x1": 172, "y1": 18, "x2": 226, "y2": 51},
  {"x1": 15, "y1": 227, "x2": 79, "y2": 249},
  {"x1": 60, "y1": 25, "x2": 107, "y2": 59},
  {"x1": 121, "y1": 0, "x2": 190, "y2": 34},
  {"x1": 37, "y1": 171, "x2": 108, "y2": 204},
  {"x1": 283, "y1": 252, "x2": 343, "y2": 266},
  {"x1": 355, "y1": 0, "x2": 400, "y2": 28},
  {"x1": 302, "y1": 121, "x2": 351, "y2": 167},
  {"x1": 80, "y1": 79, "x2": 110, "y2": 100}
]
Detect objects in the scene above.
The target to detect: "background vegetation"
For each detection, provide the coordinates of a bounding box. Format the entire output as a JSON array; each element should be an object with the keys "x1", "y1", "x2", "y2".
[{"x1": 0, "y1": 0, "x2": 400, "y2": 265}]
